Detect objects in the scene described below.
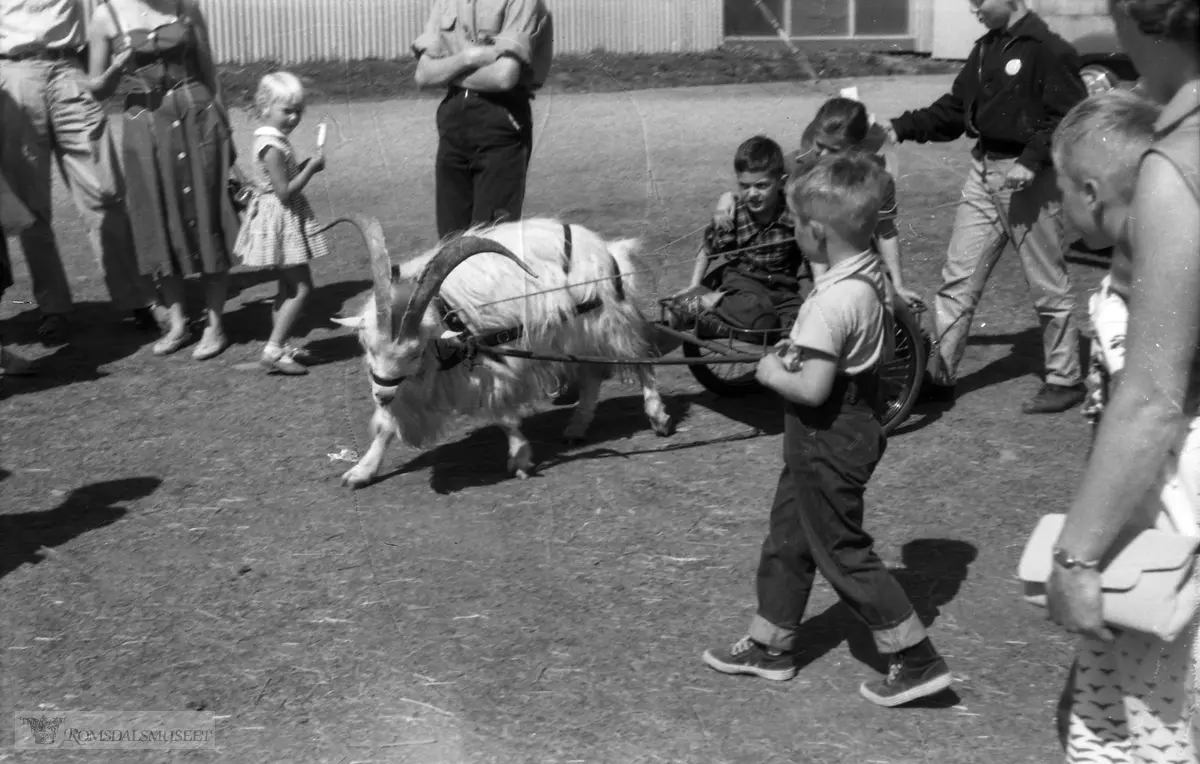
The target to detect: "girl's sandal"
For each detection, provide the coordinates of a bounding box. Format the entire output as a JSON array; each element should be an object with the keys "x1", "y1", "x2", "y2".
[
  {"x1": 282, "y1": 344, "x2": 318, "y2": 366},
  {"x1": 152, "y1": 328, "x2": 193, "y2": 356},
  {"x1": 192, "y1": 330, "x2": 229, "y2": 361}
]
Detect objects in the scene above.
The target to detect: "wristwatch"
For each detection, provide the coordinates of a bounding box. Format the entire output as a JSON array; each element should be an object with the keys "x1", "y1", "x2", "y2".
[{"x1": 1053, "y1": 547, "x2": 1101, "y2": 570}]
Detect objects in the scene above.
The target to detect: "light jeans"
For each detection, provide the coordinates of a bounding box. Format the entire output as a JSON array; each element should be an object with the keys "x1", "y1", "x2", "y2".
[
  {"x1": 930, "y1": 152, "x2": 1081, "y2": 388},
  {"x1": 0, "y1": 58, "x2": 153, "y2": 314}
]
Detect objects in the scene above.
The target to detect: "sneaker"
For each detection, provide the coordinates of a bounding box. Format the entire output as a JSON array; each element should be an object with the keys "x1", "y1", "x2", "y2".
[
  {"x1": 859, "y1": 646, "x2": 952, "y2": 708},
  {"x1": 282, "y1": 344, "x2": 318, "y2": 366},
  {"x1": 701, "y1": 636, "x2": 797, "y2": 681},
  {"x1": 192, "y1": 329, "x2": 229, "y2": 361},
  {"x1": 1021, "y1": 383, "x2": 1086, "y2": 415}
]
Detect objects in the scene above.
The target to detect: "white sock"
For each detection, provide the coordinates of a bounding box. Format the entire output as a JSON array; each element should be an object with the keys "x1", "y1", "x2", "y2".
[{"x1": 263, "y1": 342, "x2": 284, "y2": 359}]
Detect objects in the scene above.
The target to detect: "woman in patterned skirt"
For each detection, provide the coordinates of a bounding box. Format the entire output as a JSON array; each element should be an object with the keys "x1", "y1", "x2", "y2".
[{"x1": 86, "y1": 0, "x2": 240, "y2": 360}]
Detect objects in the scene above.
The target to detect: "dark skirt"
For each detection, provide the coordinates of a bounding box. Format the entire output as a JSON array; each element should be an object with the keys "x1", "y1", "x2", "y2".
[{"x1": 121, "y1": 81, "x2": 241, "y2": 278}]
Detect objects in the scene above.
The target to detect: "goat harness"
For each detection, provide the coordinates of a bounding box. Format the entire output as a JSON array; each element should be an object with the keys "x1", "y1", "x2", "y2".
[{"x1": 426, "y1": 223, "x2": 625, "y2": 375}]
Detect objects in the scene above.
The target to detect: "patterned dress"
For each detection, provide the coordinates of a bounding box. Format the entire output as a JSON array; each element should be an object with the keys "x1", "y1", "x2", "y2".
[
  {"x1": 232, "y1": 127, "x2": 330, "y2": 268},
  {"x1": 111, "y1": 6, "x2": 240, "y2": 278}
]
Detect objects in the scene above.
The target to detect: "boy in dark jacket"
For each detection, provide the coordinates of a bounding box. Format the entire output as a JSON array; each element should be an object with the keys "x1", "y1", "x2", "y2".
[{"x1": 883, "y1": 0, "x2": 1088, "y2": 414}]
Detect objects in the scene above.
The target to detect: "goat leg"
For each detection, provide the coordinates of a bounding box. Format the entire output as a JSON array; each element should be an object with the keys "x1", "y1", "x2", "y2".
[
  {"x1": 563, "y1": 370, "x2": 605, "y2": 444},
  {"x1": 638, "y1": 366, "x2": 674, "y2": 436},
  {"x1": 342, "y1": 405, "x2": 397, "y2": 488},
  {"x1": 499, "y1": 413, "x2": 535, "y2": 479}
]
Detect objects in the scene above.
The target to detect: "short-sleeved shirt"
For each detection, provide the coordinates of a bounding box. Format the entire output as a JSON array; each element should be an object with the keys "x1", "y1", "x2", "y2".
[
  {"x1": 703, "y1": 199, "x2": 810, "y2": 280},
  {"x1": 793, "y1": 129, "x2": 899, "y2": 243},
  {"x1": 411, "y1": 0, "x2": 553, "y2": 93},
  {"x1": 0, "y1": 0, "x2": 91, "y2": 56},
  {"x1": 788, "y1": 250, "x2": 892, "y2": 375}
]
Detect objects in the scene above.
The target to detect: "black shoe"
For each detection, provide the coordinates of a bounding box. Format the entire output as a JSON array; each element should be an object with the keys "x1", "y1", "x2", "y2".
[
  {"x1": 701, "y1": 636, "x2": 798, "y2": 681},
  {"x1": 918, "y1": 378, "x2": 956, "y2": 404},
  {"x1": 859, "y1": 640, "x2": 952, "y2": 707},
  {"x1": 37, "y1": 314, "x2": 70, "y2": 345},
  {"x1": 1021, "y1": 383, "x2": 1086, "y2": 415}
]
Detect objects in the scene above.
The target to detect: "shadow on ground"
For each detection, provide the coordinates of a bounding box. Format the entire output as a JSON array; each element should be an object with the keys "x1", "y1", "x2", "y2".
[
  {"x1": 789, "y1": 538, "x2": 979, "y2": 707},
  {"x1": 218, "y1": 277, "x2": 371, "y2": 361},
  {"x1": 0, "y1": 476, "x2": 161, "y2": 580}
]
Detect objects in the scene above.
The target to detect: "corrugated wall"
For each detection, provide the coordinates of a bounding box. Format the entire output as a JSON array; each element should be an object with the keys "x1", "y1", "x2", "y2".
[{"x1": 204, "y1": 0, "x2": 724, "y2": 64}]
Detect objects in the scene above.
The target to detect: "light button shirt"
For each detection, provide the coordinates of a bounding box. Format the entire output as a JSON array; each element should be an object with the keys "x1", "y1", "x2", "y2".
[
  {"x1": 412, "y1": 0, "x2": 552, "y2": 92},
  {"x1": 788, "y1": 250, "x2": 893, "y2": 376},
  {"x1": 0, "y1": 0, "x2": 91, "y2": 56}
]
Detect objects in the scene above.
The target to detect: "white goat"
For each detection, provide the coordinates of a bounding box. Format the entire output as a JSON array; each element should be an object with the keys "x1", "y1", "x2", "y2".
[{"x1": 331, "y1": 215, "x2": 674, "y2": 488}]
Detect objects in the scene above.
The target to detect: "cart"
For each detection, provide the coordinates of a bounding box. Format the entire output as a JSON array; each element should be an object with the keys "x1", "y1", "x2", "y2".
[{"x1": 651, "y1": 258, "x2": 927, "y2": 436}]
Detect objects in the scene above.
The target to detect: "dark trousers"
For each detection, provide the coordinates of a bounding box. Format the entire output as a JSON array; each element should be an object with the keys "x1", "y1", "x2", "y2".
[
  {"x1": 713, "y1": 268, "x2": 804, "y2": 334},
  {"x1": 749, "y1": 374, "x2": 926, "y2": 655},
  {"x1": 434, "y1": 88, "x2": 534, "y2": 239}
]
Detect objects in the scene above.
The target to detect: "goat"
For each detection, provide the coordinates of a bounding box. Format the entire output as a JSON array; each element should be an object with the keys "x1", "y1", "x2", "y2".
[{"x1": 331, "y1": 215, "x2": 675, "y2": 488}]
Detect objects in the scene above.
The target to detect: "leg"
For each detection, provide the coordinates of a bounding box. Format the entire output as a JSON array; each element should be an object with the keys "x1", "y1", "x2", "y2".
[
  {"x1": 341, "y1": 405, "x2": 399, "y2": 489},
  {"x1": 712, "y1": 271, "x2": 780, "y2": 333},
  {"x1": 0, "y1": 63, "x2": 73, "y2": 320},
  {"x1": 701, "y1": 458, "x2": 812, "y2": 682},
  {"x1": 434, "y1": 98, "x2": 475, "y2": 239},
  {"x1": 192, "y1": 272, "x2": 229, "y2": 360},
  {"x1": 152, "y1": 274, "x2": 190, "y2": 355},
  {"x1": 1118, "y1": 629, "x2": 1196, "y2": 762},
  {"x1": 499, "y1": 412, "x2": 534, "y2": 479},
  {"x1": 470, "y1": 99, "x2": 532, "y2": 227},
  {"x1": 637, "y1": 365, "x2": 673, "y2": 436},
  {"x1": 930, "y1": 158, "x2": 1009, "y2": 387},
  {"x1": 46, "y1": 63, "x2": 154, "y2": 313},
  {"x1": 562, "y1": 368, "x2": 604, "y2": 443},
  {"x1": 1007, "y1": 164, "x2": 1083, "y2": 390},
  {"x1": 267, "y1": 265, "x2": 312, "y2": 347}
]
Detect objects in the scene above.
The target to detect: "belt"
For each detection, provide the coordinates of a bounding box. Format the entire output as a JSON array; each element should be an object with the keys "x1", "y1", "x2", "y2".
[
  {"x1": 973, "y1": 138, "x2": 1025, "y2": 161},
  {"x1": 447, "y1": 85, "x2": 531, "y2": 104},
  {"x1": 0, "y1": 47, "x2": 82, "y2": 62}
]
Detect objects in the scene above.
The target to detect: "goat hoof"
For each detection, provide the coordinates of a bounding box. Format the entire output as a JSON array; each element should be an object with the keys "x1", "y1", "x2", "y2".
[
  {"x1": 341, "y1": 466, "x2": 373, "y2": 489},
  {"x1": 653, "y1": 420, "x2": 676, "y2": 437},
  {"x1": 514, "y1": 469, "x2": 530, "y2": 480}
]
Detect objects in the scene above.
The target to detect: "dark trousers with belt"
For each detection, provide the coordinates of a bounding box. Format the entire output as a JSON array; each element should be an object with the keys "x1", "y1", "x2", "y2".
[
  {"x1": 435, "y1": 87, "x2": 533, "y2": 239},
  {"x1": 748, "y1": 374, "x2": 927, "y2": 655}
]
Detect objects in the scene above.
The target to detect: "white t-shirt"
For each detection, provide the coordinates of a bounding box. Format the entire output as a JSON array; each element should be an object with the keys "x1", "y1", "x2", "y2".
[{"x1": 788, "y1": 250, "x2": 892, "y2": 375}]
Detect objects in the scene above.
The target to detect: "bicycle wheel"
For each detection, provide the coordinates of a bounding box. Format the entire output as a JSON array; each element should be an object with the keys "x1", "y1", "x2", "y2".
[
  {"x1": 879, "y1": 304, "x2": 926, "y2": 435},
  {"x1": 684, "y1": 340, "x2": 762, "y2": 397}
]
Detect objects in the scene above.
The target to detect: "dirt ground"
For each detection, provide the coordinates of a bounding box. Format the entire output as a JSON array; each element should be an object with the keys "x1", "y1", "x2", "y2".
[{"x1": 1, "y1": 75, "x2": 1103, "y2": 763}]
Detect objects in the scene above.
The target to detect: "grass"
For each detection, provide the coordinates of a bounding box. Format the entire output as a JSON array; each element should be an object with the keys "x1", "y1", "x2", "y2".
[
  {"x1": 206, "y1": 46, "x2": 963, "y2": 108},
  {"x1": 1, "y1": 76, "x2": 1106, "y2": 763}
]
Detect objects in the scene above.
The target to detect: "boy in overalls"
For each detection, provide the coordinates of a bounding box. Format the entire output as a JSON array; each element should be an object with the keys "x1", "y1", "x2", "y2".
[{"x1": 702, "y1": 153, "x2": 952, "y2": 707}]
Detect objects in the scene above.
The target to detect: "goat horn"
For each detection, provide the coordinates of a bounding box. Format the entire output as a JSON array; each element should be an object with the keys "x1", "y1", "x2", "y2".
[
  {"x1": 349, "y1": 215, "x2": 395, "y2": 338},
  {"x1": 397, "y1": 234, "x2": 536, "y2": 340}
]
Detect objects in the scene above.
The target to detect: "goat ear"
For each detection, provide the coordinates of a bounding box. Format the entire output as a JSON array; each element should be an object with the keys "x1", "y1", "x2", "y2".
[{"x1": 330, "y1": 315, "x2": 366, "y2": 330}]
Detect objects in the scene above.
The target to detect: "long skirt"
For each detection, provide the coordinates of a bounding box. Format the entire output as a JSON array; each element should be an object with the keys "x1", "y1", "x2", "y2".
[{"x1": 121, "y1": 82, "x2": 240, "y2": 279}]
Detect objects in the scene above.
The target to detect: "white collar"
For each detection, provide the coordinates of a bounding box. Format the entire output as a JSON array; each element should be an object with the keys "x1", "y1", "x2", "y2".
[{"x1": 254, "y1": 126, "x2": 288, "y2": 139}]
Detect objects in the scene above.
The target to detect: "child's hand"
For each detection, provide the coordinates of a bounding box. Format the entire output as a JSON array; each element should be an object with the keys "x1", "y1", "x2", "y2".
[
  {"x1": 309, "y1": 152, "x2": 326, "y2": 174},
  {"x1": 773, "y1": 339, "x2": 802, "y2": 372},
  {"x1": 713, "y1": 192, "x2": 736, "y2": 231}
]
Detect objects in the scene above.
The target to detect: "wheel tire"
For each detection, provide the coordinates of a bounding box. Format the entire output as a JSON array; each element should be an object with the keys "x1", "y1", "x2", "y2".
[
  {"x1": 880, "y1": 306, "x2": 927, "y2": 436},
  {"x1": 684, "y1": 340, "x2": 762, "y2": 397}
]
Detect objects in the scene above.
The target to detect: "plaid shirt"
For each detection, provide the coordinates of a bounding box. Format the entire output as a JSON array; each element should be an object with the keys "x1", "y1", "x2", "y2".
[{"x1": 703, "y1": 200, "x2": 810, "y2": 280}]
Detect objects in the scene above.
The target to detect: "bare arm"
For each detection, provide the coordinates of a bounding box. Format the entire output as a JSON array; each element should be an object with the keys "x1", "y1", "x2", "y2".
[
  {"x1": 1055, "y1": 153, "x2": 1200, "y2": 561},
  {"x1": 415, "y1": 46, "x2": 497, "y2": 89},
  {"x1": 687, "y1": 243, "x2": 712, "y2": 288},
  {"x1": 262, "y1": 147, "x2": 323, "y2": 206},
  {"x1": 453, "y1": 56, "x2": 521, "y2": 92},
  {"x1": 84, "y1": 7, "x2": 132, "y2": 100},
  {"x1": 757, "y1": 351, "x2": 837, "y2": 407}
]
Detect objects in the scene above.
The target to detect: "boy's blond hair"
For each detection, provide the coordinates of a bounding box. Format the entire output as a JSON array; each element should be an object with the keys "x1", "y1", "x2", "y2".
[
  {"x1": 1052, "y1": 90, "x2": 1162, "y2": 202},
  {"x1": 786, "y1": 152, "x2": 889, "y2": 245}
]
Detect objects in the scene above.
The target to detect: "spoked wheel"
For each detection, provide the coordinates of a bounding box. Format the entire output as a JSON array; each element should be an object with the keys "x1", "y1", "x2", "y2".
[
  {"x1": 879, "y1": 303, "x2": 927, "y2": 435},
  {"x1": 684, "y1": 340, "x2": 762, "y2": 397}
]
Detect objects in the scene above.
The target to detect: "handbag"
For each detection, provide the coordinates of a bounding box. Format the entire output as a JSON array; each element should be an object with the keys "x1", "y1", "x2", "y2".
[{"x1": 1018, "y1": 513, "x2": 1200, "y2": 643}]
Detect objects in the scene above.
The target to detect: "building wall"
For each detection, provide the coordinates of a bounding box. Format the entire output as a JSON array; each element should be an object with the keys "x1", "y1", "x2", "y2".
[
  {"x1": 204, "y1": 0, "x2": 724, "y2": 64},
  {"x1": 919, "y1": 0, "x2": 1116, "y2": 58}
]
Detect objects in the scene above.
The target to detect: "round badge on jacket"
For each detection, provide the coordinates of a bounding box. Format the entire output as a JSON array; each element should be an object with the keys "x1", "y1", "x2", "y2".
[{"x1": 1005, "y1": 58, "x2": 1022, "y2": 76}]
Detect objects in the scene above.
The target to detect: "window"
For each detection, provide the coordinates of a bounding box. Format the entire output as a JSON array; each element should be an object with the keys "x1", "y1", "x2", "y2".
[
  {"x1": 791, "y1": 0, "x2": 849, "y2": 37},
  {"x1": 724, "y1": 0, "x2": 784, "y2": 36},
  {"x1": 855, "y1": 0, "x2": 909, "y2": 35}
]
